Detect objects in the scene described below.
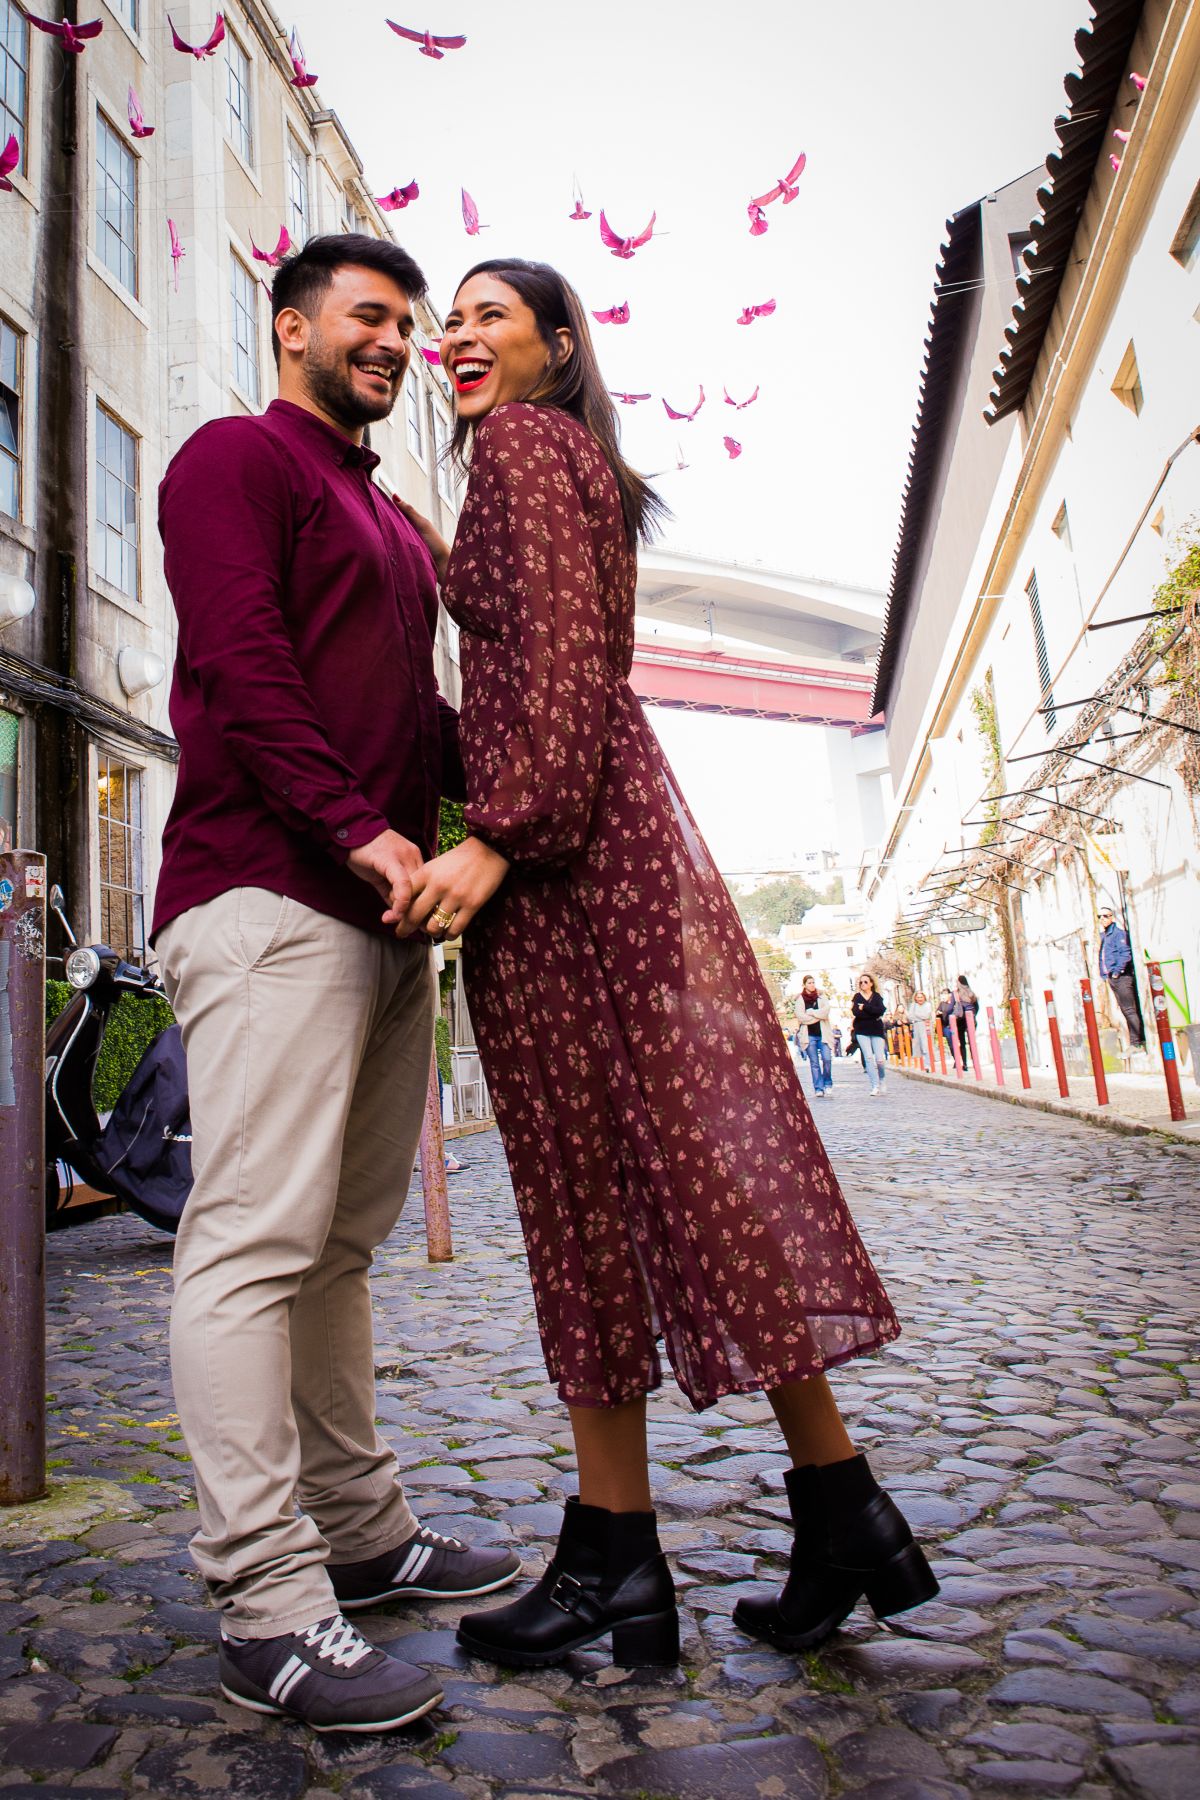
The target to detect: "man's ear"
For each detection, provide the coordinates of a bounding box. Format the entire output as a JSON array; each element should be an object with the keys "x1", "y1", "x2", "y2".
[{"x1": 274, "y1": 306, "x2": 309, "y2": 359}]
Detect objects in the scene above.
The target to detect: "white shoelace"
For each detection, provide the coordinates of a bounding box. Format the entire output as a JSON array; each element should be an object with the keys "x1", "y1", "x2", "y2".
[
  {"x1": 303, "y1": 1614, "x2": 373, "y2": 1668},
  {"x1": 418, "y1": 1526, "x2": 464, "y2": 1551}
]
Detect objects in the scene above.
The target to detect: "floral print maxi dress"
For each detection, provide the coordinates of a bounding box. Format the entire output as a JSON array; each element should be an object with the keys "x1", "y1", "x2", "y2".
[{"x1": 442, "y1": 403, "x2": 899, "y2": 1411}]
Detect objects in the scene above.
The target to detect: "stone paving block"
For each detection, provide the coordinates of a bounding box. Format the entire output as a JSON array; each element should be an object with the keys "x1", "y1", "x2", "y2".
[
  {"x1": 439, "y1": 1725, "x2": 583, "y2": 1787},
  {"x1": 990, "y1": 1668, "x2": 1154, "y2": 1716},
  {"x1": 1102, "y1": 1742, "x2": 1200, "y2": 1799},
  {"x1": 599, "y1": 1733, "x2": 827, "y2": 1798},
  {"x1": 133, "y1": 1731, "x2": 310, "y2": 1798},
  {"x1": 0, "y1": 1719, "x2": 117, "y2": 1771},
  {"x1": 345, "y1": 1769, "x2": 463, "y2": 1799},
  {"x1": 967, "y1": 1759, "x2": 1086, "y2": 1789},
  {"x1": 834, "y1": 1723, "x2": 949, "y2": 1783}
]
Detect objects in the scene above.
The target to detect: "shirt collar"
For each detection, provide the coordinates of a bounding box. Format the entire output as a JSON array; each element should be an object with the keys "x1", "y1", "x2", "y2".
[{"x1": 267, "y1": 398, "x2": 381, "y2": 473}]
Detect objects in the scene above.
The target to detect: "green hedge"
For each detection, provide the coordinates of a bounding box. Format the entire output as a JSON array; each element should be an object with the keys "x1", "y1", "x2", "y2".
[
  {"x1": 46, "y1": 979, "x2": 176, "y2": 1114},
  {"x1": 434, "y1": 1013, "x2": 451, "y2": 1085}
]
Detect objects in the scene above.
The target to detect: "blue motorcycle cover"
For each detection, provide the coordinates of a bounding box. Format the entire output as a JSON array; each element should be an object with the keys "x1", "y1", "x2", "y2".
[{"x1": 94, "y1": 1024, "x2": 192, "y2": 1231}]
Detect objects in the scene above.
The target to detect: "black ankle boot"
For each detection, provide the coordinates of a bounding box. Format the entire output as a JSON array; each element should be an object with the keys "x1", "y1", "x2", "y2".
[
  {"x1": 733, "y1": 1454, "x2": 939, "y2": 1653},
  {"x1": 455, "y1": 1498, "x2": 678, "y2": 1670}
]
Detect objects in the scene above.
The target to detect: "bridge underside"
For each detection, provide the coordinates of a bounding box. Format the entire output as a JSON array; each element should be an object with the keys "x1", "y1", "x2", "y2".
[
  {"x1": 630, "y1": 643, "x2": 879, "y2": 729},
  {"x1": 636, "y1": 549, "x2": 885, "y2": 667}
]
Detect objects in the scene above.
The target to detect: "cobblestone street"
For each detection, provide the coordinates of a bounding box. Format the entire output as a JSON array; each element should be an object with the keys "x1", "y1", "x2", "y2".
[{"x1": 3, "y1": 1065, "x2": 1199, "y2": 1799}]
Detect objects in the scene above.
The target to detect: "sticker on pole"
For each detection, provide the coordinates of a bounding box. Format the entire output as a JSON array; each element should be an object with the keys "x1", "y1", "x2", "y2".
[
  {"x1": 25, "y1": 866, "x2": 45, "y2": 899},
  {"x1": 0, "y1": 878, "x2": 13, "y2": 912}
]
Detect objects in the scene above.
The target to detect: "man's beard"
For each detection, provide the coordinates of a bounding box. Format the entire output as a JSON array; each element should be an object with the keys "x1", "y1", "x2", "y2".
[{"x1": 301, "y1": 328, "x2": 400, "y2": 430}]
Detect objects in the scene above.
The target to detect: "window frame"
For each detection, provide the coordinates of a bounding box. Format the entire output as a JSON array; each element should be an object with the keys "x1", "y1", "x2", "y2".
[
  {"x1": 225, "y1": 26, "x2": 255, "y2": 167},
  {"x1": 0, "y1": 312, "x2": 23, "y2": 522},
  {"x1": 95, "y1": 750, "x2": 147, "y2": 964},
  {"x1": 432, "y1": 406, "x2": 454, "y2": 504},
  {"x1": 404, "y1": 368, "x2": 426, "y2": 466},
  {"x1": 229, "y1": 250, "x2": 261, "y2": 407},
  {"x1": 1025, "y1": 569, "x2": 1056, "y2": 732},
  {"x1": 94, "y1": 105, "x2": 139, "y2": 297},
  {"x1": 93, "y1": 398, "x2": 141, "y2": 601},
  {"x1": 0, "y1": 0, "x2": 29, "y2": 180},
  {"x1": 285, "y1": 127, "x2": 310, "y2": 244}
]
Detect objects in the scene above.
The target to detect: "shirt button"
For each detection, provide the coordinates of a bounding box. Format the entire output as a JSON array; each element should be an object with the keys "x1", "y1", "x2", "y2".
[
  {"x1": 336, "y1": 829, "x2": 348, "y2": 841},
  {"x1": 282, "y1": 785, "x2": 292, "y2": 796}
]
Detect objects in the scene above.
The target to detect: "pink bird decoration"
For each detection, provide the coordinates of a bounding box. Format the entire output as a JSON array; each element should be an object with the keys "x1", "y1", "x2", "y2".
[
  {"x1": 168, "y1": 12, "x2": 225, "y2": 58},
  {"x1": 1112, "y1": 127, "x2": 1130, "y2": 143},
  {"x1": 737, "y1": 299, "x2": 776, "y2": 325},
  {"x1": 127, "y1": 86, "x2": 153, "y2": 139},
  {"x1": 609, "y1": 391, "x2": 651, "y2": 405},
  {"x1": 167, "y1": 218, "x2": 185, "y2": 292},
  {"x1": 251, "y1": 226, "x2": 292, "y2": 267},
  {"x1": 386, "y1": 20, "x2": 467, "y2": 58},
  {"x1": 723, "y1": 436, "x2": 743, "y2": 459},
  {"x1": 23, "y1": 11, "x2": 103, "y2": 53},
  {"x1": 569, "y1": 198, "x2": 592, "y2": 221},
  {"x1": 288, "y1": 26, "x2": 318, "y2": 87},
  {"x1": 420, "y1": 345, "x2": 443, "y2": 365},
  {"x1": 461, "y1": 187, "x2": 487, "y2": 235},
  {"x1": 723, "y1": 385, "x2": 759, "y2": 409},
  {"x1": 1130, "y1": 71, "x2": 1146, "y2": 91},
  {"x1": 663, "y1": 387, "x2": 705, "y2": 423},
  {"x1": 1110, "y1": 154, "x2": 1123, "y2": 173},
  {"x1": 674, "y1": 445, "x2": 689, "y2": 470},
  {"x1": 377, "y1": 179, "x2": 420, "y2": 211},
  {"x1": 591, "y1": 303, "x2": 629, "y2": 325},
  {"x1": 599, "y1": 209, "x2": 657, "y2": 259},
  {"x1": 747, "y1": 202, "x2": 768, "y2": 237},
  {"x1": 0, "y1": 133, "x2": 19, "y2": 191},
  {"x1": 752, "y1": 151, "x2": 807, "y2": 210}
]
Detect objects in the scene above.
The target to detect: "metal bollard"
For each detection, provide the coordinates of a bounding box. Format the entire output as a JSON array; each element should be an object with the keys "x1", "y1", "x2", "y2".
[
  {"x1": 0, "y1": 849, "x2": 48, "y2": 1506},
  {"x1": 1009, "y1": 997, "x2": 1032, "y2": 1089},
  {"x1": 1146, "y1": 960, "x2": 1186, "y2": 1123},
  {"x1": 986, "y1": 1005, "x2": 1006, "y2": 1086},
  {"x1": 1079, "y1": 978, "x2": 1110, "y2": 1107},
  {"x1": 935, "y1": 1015, "x2": 948, "y2": 1074},
  {"x1": 1045, "y1": 989, "x2": 1070, "y2": 1098},
  {"x1": 948, "y1": 1011, "x2": 964, "y2": 1078},
  {"x1": 418, "y1": 1047, "x2": 454, "y2": 1262},
  {"x1": 963, "y1": 1006, "x2": 983, "y2": 1082}
]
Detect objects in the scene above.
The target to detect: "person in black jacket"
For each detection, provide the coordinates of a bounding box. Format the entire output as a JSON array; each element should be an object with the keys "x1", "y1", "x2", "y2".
[{"x1": 851, "y1": 975, "x2": 889, "y2": 1096}]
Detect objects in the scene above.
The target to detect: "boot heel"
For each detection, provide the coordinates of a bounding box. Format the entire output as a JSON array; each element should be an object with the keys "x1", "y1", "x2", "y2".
[
  {"x1": 863, "y1": 1542, "x2": 939, "y2": 1619},
  {"x1": 611, "y1": 1609, "x2": 680, "y2": 1668}
]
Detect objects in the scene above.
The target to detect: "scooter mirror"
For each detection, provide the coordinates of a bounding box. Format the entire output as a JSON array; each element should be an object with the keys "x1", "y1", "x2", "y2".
[{"x1": 49, "y1": 885, "x2": 78, "y2": 948}]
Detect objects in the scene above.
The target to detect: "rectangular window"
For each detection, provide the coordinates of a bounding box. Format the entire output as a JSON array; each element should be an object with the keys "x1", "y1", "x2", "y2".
[
  {"x1": 0, "y1": 707, "x2": 18, "y2": 853},
  {"x1": 1008, "y1": 232, "x2": 1034, "y2": 276},
  {"x1": 96, "y1": 754, "x2": 145, "y2": 963},
  {"x1": 0, "y1": 314, "x2": 21, "y2": 519},
  {"x1": 94, "y1": 401, "x2": 139, "y2": 598},
  {"x1": 1026, "y1": 571, "x2": 1055, "y2": 731},
  {"x1": 225, "y1": 31, "x2": 253, "y2": 164},
  {"x1": 433, "y1": 408, "x2": 453, "y2": 503},
  {"x1": 107, "y1": 0, "x2": 139, "y2": 30},
  {"x1": 1169, "y1": 178, "x2": 1200, "y2": 270},
  {"x1": 230, "y1": 254, "x2": 260, "y2": 404},
  {"x1": 404, "y1": 370, "x2": 424, "y2": 461},
  {"x1": 286, "y1": 130, "x2": 310, "y2": 243},
  {"x1": 0, "y1": 1, "x2": 28, "y2": 175},
  {"x1": 1111, "y1": 339, "x2": 1143, "y2": 415},
  {"x1": 95, "y1": 110, "x2": 137, "y2": 294}
]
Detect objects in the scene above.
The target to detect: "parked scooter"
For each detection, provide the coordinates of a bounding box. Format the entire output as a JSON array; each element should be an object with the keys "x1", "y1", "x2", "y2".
[{"x1": 45, "y1": 885, "x2": 191, "y2": 1234}]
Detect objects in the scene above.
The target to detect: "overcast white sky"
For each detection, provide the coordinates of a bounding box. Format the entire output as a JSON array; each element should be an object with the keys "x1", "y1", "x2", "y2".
[{"x1": 289, "y1": 0, "x2": 1091, "y2": 867}]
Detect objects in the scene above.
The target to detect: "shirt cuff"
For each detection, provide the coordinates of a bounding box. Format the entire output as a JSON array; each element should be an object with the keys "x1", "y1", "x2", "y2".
[{"x1": 317, "y1": 793, "x2": 393, "y2": 862}]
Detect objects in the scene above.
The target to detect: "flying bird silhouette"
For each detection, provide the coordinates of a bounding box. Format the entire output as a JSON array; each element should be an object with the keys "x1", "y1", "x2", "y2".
[
  {"x1": 251, "y1": 226, "x2": 292, "y2": 267},
  {"x1": 0, "y1": 133, "x2": 19, "y2": 190},
  {"x1": 1112, "y1": 127, "x2": 1130, "y2": 143},
  {"x1": 1129, "y1": 71, "x2": 1147, "y2": 91},
  {"x1": 747, "y1": 202, "x2": 768, "y2": 237},
  {"x1": 752, "y1": 151, "x2": 807, "y2": 209},
  {"x1": 168, "y1": 12, "x2": 225, "y2": 58},
  {"x1": 461, "y1": 188, "x2": 487, "y2": 235},
  {"x1": 723, "y1": 436, "x2": 743, "y2": 459},
  {"x1": 167, "y1": 219, "x2": 185, "y2": 291},
  {"x1": 288, "y1": 26, "x2": 318, "y2": 86},
  {"x1": 737, "y1": 299, "x2": 776, "y2": 325},
  {"x1": 591, "y1": 303, "x2": 629, "y2": 325},
  {"x1": 723, "y1": 385, "x2": 759, "y2": 409},
  {"x1": 609, "y1": 391, "x2": 651, "y2": 405},
  {"x1": 1109, "y1": 154, "x2": 1123, "y2": 173},
  {"x1": 599, "y1": 209, "x2": 657, "y2": 259},
  {"x1": 663, "y1": 387, "x2": 705, "y2": 422},
  {"x1": 569, "y1": 198, "x2": 591, "y2": 220},
  {"x1": 387, "y1": 21, "x2": 467, "y2": 58},
  {"x1": 23, "y1": 12, "x2": 103, "y2": 53},
  {"x1": 420, "y1": 345, "x2": 443, "y2": 364},
  {"x1": 377, "y1": 179, "x2": 420, "y2": 211},
  {"x1": 126, "y1": 85, "x2": 154, "y2": 138}
]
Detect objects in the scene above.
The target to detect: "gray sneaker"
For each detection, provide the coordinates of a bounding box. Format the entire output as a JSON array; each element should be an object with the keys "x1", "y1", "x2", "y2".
[
  {"x1": 219, "y1": 1612, "x2": 442, "y2": 1732},
  {"x1": 331, "y1": 1524, "x2": 521, "y2": 1609}
]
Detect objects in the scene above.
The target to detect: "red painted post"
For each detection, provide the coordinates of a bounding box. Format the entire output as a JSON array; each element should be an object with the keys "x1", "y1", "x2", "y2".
[
  {"x1": 1045, "y1": 989, "x2": 1070, "y2": 1098},
  {"x1": 1079, "y1": 978, "x2": 1110, "y2": 1107},
  {"x1": 418, "y1": 1047, "x2": 454, "y2": 1262},
  {"x1": 1009, "y1": 997, "x2": 1032, "y2": 1089},
  {"x1": 963, "y1": 1006, "x2": 983, "y2": 1082},
  {"x1": 903, "y1": 1025, "x2": 913, "y2": 1066},
  {"x1": 986, "y1": 1005, "x2": 1005, "y2": 1086},
  {"x1": 1146, "y1": 960, "x2": 1187, "y2": 1122},
  {"x1": 935, "y1": 1015, "x2": 948, "y2": 1074},
  {"x1": 948, "y1": 1012, "x2": 964, "y2": 1078}
]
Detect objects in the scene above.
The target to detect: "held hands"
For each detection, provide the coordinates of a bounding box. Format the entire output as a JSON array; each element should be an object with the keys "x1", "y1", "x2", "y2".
[
  {"x1": 398, "y1": 836, "x2": 510, "y2": 940},
  {"x1": 392, "y1": 495, "x2": 452, "y2": 584},
  {"x1": 347, "y1": 829, "x2": 424, "y2": 922}
]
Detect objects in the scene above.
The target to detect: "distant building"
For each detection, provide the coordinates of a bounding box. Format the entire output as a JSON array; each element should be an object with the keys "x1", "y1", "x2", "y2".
[
  {"x1": 863, "y1": 0, "x2": 1200, "y2": 1069},
  {"x1": 781, "y1": 902, "x2": 869, "y2": 1022},
  {"x1": 0, "y1": 0, "x2": 459, "y2": 954}
]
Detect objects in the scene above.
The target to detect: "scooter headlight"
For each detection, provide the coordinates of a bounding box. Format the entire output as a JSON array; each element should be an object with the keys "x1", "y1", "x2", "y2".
[{"x1": 65, "y1": 947, "x2": 101, "y2": 990}]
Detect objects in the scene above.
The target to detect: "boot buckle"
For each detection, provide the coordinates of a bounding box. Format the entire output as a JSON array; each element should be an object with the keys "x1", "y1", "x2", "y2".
[{"x1": 548, "y1": 1570, "x2": 585, "y2": 1613}]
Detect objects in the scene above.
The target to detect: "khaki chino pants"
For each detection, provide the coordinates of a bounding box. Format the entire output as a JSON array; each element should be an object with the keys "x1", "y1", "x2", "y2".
[{"x1": 157, "y1": 888, "x2": 434, "y2": 1636}]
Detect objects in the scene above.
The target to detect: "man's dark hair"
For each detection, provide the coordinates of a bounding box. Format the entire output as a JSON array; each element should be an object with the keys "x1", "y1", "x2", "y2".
[{"x1": 270, "y1": 234, "x2": 428, "y2": 366}]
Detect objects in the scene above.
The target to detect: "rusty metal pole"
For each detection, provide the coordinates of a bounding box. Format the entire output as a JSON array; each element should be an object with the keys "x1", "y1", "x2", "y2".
[
  {"x1": 0, "y1": 850, "x2": 48, "y2": 1505},
  {"x1": 1146, "y1": 960, "x2": 1187, "y2": 1123},
  {"x1": 1079, "y1": 978, "x2": 1110, "y2": 1107},
  {"x1": 418, "y1": 1047, "x2": 454, "y2": 1262},
  {"x1": 986, "y1": 1005, "x2": 1006, "y2": 1086},
  {"x1": 1045, "y1": 989, "x2": 1070, "y2": 1099},
  {"x1": 1009, "y1": 997, "x2": 1032, "y2": 1089}
]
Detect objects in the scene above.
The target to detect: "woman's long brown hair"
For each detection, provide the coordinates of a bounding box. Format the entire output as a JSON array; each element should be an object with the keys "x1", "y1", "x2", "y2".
[{"x1": 446, "y1": 258, "x2": 668, "y2": 547}]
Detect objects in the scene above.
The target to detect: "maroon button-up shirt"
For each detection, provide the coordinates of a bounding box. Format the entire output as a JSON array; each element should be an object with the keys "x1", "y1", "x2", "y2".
[{"x1": 152, "y1": 399, "x2": 464, "y2": 941}]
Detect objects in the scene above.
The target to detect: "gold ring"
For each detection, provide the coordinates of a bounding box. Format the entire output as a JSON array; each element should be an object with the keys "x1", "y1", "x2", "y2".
[{"x1": 430, "y1": 906, "x2": 456, "y2": 933}]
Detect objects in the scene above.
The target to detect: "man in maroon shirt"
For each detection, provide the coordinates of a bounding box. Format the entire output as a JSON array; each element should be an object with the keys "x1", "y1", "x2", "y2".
[{"x1": 154, "y1": 237, "x2": 518, "y2": 1734}]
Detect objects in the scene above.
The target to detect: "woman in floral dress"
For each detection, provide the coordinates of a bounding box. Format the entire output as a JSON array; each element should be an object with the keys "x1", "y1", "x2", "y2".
[{"x1": 394, "y1": 260, "x2": 937, "y2": 1670}]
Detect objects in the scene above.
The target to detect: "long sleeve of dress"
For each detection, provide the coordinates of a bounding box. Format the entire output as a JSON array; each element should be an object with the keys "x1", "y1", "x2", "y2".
[{"x1": 456, "y1": 408, "x2": 609, "y2": 868}]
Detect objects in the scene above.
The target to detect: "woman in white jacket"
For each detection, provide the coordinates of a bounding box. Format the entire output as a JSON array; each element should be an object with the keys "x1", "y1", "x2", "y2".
[{"x1": 795, "y1": 976, "x2": 833, "y2": 1098}]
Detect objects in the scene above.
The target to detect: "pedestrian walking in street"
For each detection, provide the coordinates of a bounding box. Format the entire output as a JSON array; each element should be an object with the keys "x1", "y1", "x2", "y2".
[
  {"x1": 796, "y1": 974, "x2": 833, "y2": 1098},
  {"x1": 153, "y1": 236, "x2": 519, "y2": 1736},
  {"x1": 394, "y1": 258, "x2": 937, "y2": 1672},
  {"x1": 954, "y1": 974, "x2": 980, "y2": 1071},
  {"x1": 911, "y1": 991, "x2": 934, "y2": 1067},
  {"x1": 851, "y1": 974, "x2": 889, "y2": 1095},
  {"x1": 1097, "y1": 903, "x2": 1146, "y2": 1050},
  {"x1": 832, "y1": 1022, "x2": 844, "y2": 1057}
]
